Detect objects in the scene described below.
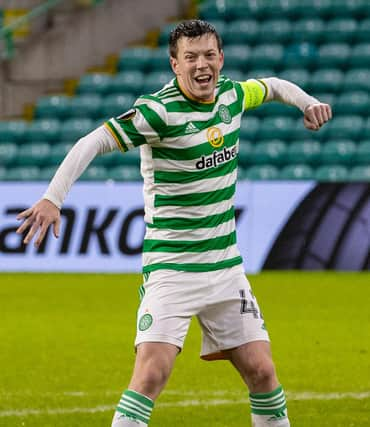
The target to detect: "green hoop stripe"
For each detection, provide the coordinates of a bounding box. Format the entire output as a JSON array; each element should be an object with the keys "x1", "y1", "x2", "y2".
[{"x1": 135, "y1": 104, "x2": 166, "y2": 139}]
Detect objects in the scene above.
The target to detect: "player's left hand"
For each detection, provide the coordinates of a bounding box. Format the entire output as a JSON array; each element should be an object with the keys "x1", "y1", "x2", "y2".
[{"x1": 304, "y1": 103, "x2": 332, "y2": 131}]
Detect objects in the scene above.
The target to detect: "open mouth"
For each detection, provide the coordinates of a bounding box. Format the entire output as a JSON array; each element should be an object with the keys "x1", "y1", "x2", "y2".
[{"x1": 194, "y1": 75, "x2": 212, "y2": 85}]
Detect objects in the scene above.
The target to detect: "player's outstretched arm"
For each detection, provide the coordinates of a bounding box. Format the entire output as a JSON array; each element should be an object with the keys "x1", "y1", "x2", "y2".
[{"x1": 16, "y1": 199, "x2": 60, "y2": 247}]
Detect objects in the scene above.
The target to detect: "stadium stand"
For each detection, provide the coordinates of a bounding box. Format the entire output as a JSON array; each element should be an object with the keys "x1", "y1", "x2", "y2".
[{"x1": 0, "y1": 0, "x2": 370, "y2": 182}]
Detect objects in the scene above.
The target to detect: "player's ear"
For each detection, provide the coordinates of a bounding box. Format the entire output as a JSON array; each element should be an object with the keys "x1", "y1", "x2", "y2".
[
  {"x1": 219, "y1": 49, "x2": 224, "y2": 71},
  {"x1": 170, "y1": 56, "x2": 179, "y2": 75}
]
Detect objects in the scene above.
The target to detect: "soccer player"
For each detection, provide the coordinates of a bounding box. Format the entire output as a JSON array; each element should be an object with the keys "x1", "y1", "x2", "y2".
[{"x1": 17, "y1": 20, "x2": 332, "y2": 427}]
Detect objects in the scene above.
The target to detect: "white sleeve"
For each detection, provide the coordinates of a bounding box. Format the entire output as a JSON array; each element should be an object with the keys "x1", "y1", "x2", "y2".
[
  {"x1": 43, "y1": 125, "x2": 118, "y2": 209},
  {"x1": 262, "y1": 77, "x2": 319, "y2": 112}
]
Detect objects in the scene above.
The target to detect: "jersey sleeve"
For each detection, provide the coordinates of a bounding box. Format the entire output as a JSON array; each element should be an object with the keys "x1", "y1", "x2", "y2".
[
  {"x1": 104, "y1": 96, "x2": 167, "y2": 152},
  {"x1": 238, "y1": 79, "x2": 268, "y2": 111}
]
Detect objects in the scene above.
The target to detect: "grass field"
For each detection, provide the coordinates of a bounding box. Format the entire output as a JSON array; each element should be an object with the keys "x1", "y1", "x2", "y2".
[{"x1": 0, "y1": 272, "x2": 369, "y2": 427}]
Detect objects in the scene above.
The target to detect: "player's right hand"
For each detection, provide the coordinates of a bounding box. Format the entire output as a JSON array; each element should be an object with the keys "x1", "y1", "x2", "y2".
[{"x1": 16, "y1": 199, "x2": 61, "y2": 247}]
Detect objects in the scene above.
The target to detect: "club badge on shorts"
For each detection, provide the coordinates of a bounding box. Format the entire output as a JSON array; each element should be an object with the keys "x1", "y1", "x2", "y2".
[{"x1": 139, "y1": 313, "x2": 153, "y2": 331}]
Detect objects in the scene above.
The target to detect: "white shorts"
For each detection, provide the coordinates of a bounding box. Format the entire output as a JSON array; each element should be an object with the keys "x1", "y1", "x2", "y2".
[{"x1": 135, "y1": 264, "x2": 269, "y2": 360}]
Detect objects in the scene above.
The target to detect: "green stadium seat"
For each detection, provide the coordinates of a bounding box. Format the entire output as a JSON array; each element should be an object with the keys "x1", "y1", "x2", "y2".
[
  {"x1": 77, "y1": 73, "x2": 112, "y2": 95},
  {"x1": 5, "y1": 166, "x2": 41, "y2": 181},
  {"x1": 246, "y1": 68, "x2": 274, "y2": 80},
  {"x1": 284, "y1": 0, "x2": 320, "y2": 18},
  {"x1": 141, "y1": 71, "x2": 174, "y2": 94},
  {"x1": 312, "y1": 93, "x2": 336, "y2": 109},
  {"x1": 39, "y1": 166, "x2": 58, "y2": 181},
  {"x1": 319, "y1": 141, "x2": 356, "y2": 165},
  {"x1": 279, "y1": 69, "x2": 310, "y2": 91},
  {"x1": 16, "y1": 143, "x2": 51, "y2": 166},
  {"x1": 257, "y1": 116, "x2": 295, "y2": 141},
  {"x1": 108, "y1": 165, "x2": 142, "y2": 181},
  {"x1": 223, "y1": 20, "x2": 259, "y2": 45},
  {"x1": 25, "y1": 119, "x2": 61, "y2": 142},
  {"x1": 222, "y1": 68, "x2": 244, "y2": 81},
  {"x1": 255, "y1": 102, "x2": 300, "y2": 118},
  {"x1": 118, "y1": 47, "x2": 153, "y2": 72},
  {"x1": 101, "y1": 94, "x2": 135, "y2": 118},
  {"x1": 356, "y1": 19, "x2": 370, "y2": 42},
  {"x1": 259, "y1": 19, "x2": 292, "y2": 44},
  {"x1": 80, "y1": 166, "x2": 109, "y2": 181},
  {"x1": 0, "y1": 121, "x2": 27, "y2": 142},
  {"x1": 279, "y1": 164, "x2": 315, "y2": 180},
  {"x1": 240, "y1": 116, "x2": 260, "y2": 140},
  {"x1": 348, "y1": 166, "x2": 370, "y2": 182},
  {"x1": 121, "y1": 149, "x2": 141, "y2": 166},
  {"x1": 285, "y1": 141, "x2": 321, "y2": 166},
  {"x1": 92, "y1": 150, "x2": 122, "y2": 167},
  {"x1": 109, "y1": 71, "x2": 144, "y2": 96},
  {"x1": 335, "y1": 92, "x2": 369, "y2": 116},
  {"x1": 283, "y1": 43, "x2": 318, "y2": 69},
  {"x1": 0, "y1": 166, "x2": 7, "y2": 181},
  {"x1": 59, "y1": 118, "x2": 95, "y2": 143},
  {"x1": 150, "y1": 47, "x2": 171, "y2": 71},
  {"x1": 355, "y1": 141, "x2": 370, "y2": 165},
  {"x1": 343, "y1": 69, "x2": 370, "y2": 92},
  {"x1": 310, "y1": 69, "x2": 343, "y2": 93},
  {"x1": 290, "y1": 116, "x2": 328, "y2": 141},
  {"x1": 323, "y1": 116, "x2": 364, "y2": 141},
  {"x1": 68, "y1": 94, "x2": 102, "y2": 119},
  {"x1": 250, "y1": 44, "x2": 284, "y2": 70},
  {"x1": 317, "y1": 43, "x2": 351, "y2": 69},
  {"x1": 223, "y1": 45, "x2": 251, "y2": 70},
  {"x1": 0, "y1": 143, "x2": 17, "y2": 165},
  {"x1": 237, "y1": 141, "x2": 253, "y2": 167},
  {"x1": 292, "y1": 19, "x2": 325, "y2": 44},
  {"x1": 324, "y1": 19, "x2": 357, "y2": 43},
  {"x1": 363, "y1": 118, "x2": 370, "y2": 140},
  {"x1": 341, "y1": 0, "x2": 370, "y2": 18},
  {"x1": 198, "y1": 1, "x2": 228, "y2": 21},
  {"x1": 49, "y1": 142, "x2": 74, "y2": 165},
  {"x1": 157, "y1": 22, "x2": 179, "y2": 46},
  {"x1": 245, "y1": 165, "x2": 279, "y2": 180},
  {"x1": 251, "y1": 140, "x2": 287, "y2": 165},
  {"x1": 350, "y1": 43, "x2": 370, "y2": 67},
  {"x1": 35, "y1": 95, "x2": 70, "y2": 119},
  {"x1": 314, "y1": 165, "x2": 349, "y2": 182}
]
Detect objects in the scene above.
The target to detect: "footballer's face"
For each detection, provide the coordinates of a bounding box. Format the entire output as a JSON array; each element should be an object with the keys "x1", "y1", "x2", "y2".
[{"x1": 170, "y1": 33, "x2": 224, "y2": 103}]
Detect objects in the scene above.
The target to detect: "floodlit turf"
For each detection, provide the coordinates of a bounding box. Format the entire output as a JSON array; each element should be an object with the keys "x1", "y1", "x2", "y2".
[{"x1": 0, "y1": 272, "x2": 369, "y2": 427}]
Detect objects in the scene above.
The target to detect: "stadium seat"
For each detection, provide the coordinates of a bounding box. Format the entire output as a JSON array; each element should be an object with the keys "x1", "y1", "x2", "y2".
[
  {"x1": 343, "y1": 69, "x2": 370, "y2": 92},
  {"x1": 259, "y1": 19, "x2": 292, "y2": 44},
  {"x1": 100, "y1": 94, "x2": 135, "y2": 118},
  {"x1": 283, "y1": 43, "x2": 318, "y2": 69},
  {"x1": 223, "y1": 20, "x2": 259, "y2": 45},
  {"x1": 222, "y1": 68, "x2": 245, "y2": 81},
  {"x1": 80, "y1": 166, "x2": 109, "y2": 181},
  {"x1": 5, "y1": 166, "x2": 40, "y2": 181},
  {"x1": 310, "y1": 69, "x2": 343, "y2": 93},
  {"x1": 68, "y1": 94, "x2": 102, "y2": 119},
  {"x1": 77, "y1": 73, "x2": 112, "y2": 95},
  {"x1": 207, "y1": 20, "x2": 227, "y2": 40},
  {"x1": 323, "y1": 116, "x2": 364, "y2": 141},
  {"x1": 250, "y1": 44, "x2": 284, "y2": 70},
  {"x1": 251, "y1": 140, "x2": 287, "y2": 165},
  {"x1": 109, "y1": 71, "x2": 144, "y2": 96},
  {"x1": 363, "y1": 118, "x2": 370, "y2": 140},
  {"x1": 0, "y1": 143, "x2": 17, "y2": 166},
  {"x1": 222, "y1": 45, "x2": 251, "y2": 71},
  {"x1": 279, "y1": 69, "x2": 310, "y2": 91},
  {"x1": 150, "y1": 47, "x2": 171, "y2": 71},
  {"x1": 355, "y1": 141, "x2": 370, "y2": 165},
  {"x1": 198, "y1": 1, "x2": 228, "y2": 21},
  {"x1": 246, "y1": 68, "x2": 275, "y2": 80},
  {"x1": 317, "y1": 43, "x2": 351, "y2": 69},
  {"x1": 323, "y1": 18, "x2": 357, "y2": 43},
  {"x1": 120, "y1": 149, "x2": 141, "y2": 166},
  {"x1": 348, "y1": 166, "x2": 370, "y2": 181},
  {"x1": 356, "y1": 19, "x2": 370, "y2": 42},
  {"x1": 350, "y1": 43, "x2": 370, "y2": 67},
  {"x1": 48, "y1": 142, "x2": 74, "y2": 165},
  {"x1": 314, "y1": 165, "x2": 349, "y2": 182},
  {"x1": 292, "y1": 18, "x2": 325, "y2": 44},
  {"x1": 255, "y1": 102, "x2": 300, "y2": 118},
  {"x1": 257, "y1": 116, "x2": 295, "y2": 141},
  {"x1": 35, "y1": 95, "x2": 70, "y2": 119},
  {"x1": 285, "y1": 141, "x2": 321, "y2": 166},
  {"x1": 59, "y1": 118, "x2": 95, "y2": 143},
  {"x1": 319, "y1": 141, "x2": 356, "y2": 165},
  {"x1": 118, "y1": 47, "x2": 153, "y2": 72},
  {"x1": 108, "y1": 165, "x2": 142, "y2": 181},
  {"x1": 16, "y1": 143, "x2": 51, "y2": 167},
  {"x1": 93, "y1": 150, "x2": 122, "y2": 167},
  {"x1": 25, "y1": 119, "x2": 61, "y2": 142},
  {"x1": 141, "y1": 71, "x2": 175, "y2": 94},
  {"x1": 39, "y1": 166, "x2": 58, "y2": 181},
  {"x1": 237, "y1": 141, "x2": 253, "y2": 167},
  {"x1": 245, "y1": 165, "x2": 279, "y2": 180},
  {"x1": 284, "y1": 0, "x2": 321, "y2": 18},
  {"x1": 0, "y1": 166, "x2": 7, "y2": 181},
  {"x1": 0, "y1": 121, "x2": 27, "y2": 142},
  {"x1": 279, "y1": 164, "x2": 315, "y2": 180},
  {"x1": 335, "y1": 92, "x2": 369, "y2": 116},
  {"x1": 240, "y1": 116, "x2": 260, "y2": 140},
  {"x1": 157, "y1": 22, "x2": 179, "y2": 46}
]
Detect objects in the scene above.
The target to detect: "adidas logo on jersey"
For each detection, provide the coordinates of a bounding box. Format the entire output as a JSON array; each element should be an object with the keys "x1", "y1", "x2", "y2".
[{"x1": 185, "y1": 122, "x2": 199, "y2": 134}]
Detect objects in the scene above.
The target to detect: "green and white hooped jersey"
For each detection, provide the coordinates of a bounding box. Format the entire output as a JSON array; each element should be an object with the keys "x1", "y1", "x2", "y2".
[{"x1": 105, "y1": 76, "x2": 267, "y2": 273}]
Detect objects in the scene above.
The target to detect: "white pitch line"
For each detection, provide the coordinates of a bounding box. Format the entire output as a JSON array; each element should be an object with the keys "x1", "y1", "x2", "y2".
[{"x1": 0, "y1": 391, "x2": 369, "y2": 418}]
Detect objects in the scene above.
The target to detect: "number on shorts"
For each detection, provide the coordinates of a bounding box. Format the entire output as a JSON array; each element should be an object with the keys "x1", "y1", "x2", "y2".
[{"x1": 239, "y1": 289, "x2": 260, "y2": 318}]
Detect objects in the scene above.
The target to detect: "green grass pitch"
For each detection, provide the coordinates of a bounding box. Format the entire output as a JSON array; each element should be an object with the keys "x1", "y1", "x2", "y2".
[{"x1": 0, "y1": 271, "x2": 369, "y2": 427}]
